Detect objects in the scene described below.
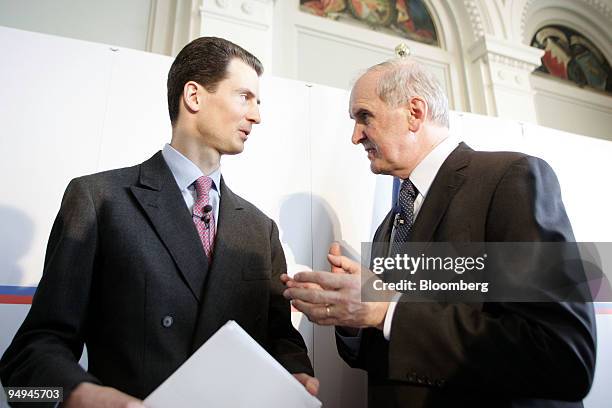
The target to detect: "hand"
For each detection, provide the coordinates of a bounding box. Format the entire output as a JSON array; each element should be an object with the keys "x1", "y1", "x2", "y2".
[
  {"x1": 283, "y1": 252, "x2": 389, "y2": 330},
  {"x1": 63, "y1": 382, "x2": 144, "y2": 408},
  {"x1": 292, "y1": 373, "x2": 320, "y2": 396}
]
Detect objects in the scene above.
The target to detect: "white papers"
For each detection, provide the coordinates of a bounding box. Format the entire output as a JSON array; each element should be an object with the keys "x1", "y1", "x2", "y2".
[{"x1": 144, "y1": 320, "x2": 321, "y2": 408}]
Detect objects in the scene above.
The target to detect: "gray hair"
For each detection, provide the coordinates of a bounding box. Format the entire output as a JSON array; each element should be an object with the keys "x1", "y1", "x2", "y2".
[{"x1": 368, "y1": 59, "x2": 449, "y2": 128}]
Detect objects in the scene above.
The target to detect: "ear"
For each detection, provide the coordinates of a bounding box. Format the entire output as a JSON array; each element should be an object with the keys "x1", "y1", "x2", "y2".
[
  {"x1": 407, "y1": 97, "x2": 428, "y2": 132},
  {"x1": 182, "y1": 81, "x2": 201, "y2": 114}
]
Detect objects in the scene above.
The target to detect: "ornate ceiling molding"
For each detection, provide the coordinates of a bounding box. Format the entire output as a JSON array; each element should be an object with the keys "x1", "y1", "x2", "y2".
[
  {"x1": 520, "y1": 0, "x2": 537, "y2": 38},
  {"x1": 521, "y1": 0, "x2": 612, "y2": 38},
  {"x1": 581, "y1": 0, "x2": 612, "y2": 21}
]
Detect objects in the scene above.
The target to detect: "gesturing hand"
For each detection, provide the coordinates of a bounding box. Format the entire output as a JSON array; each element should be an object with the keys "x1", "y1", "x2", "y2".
[{"x1": 283, "y1": 244, "x2": 389, "y2": 329}]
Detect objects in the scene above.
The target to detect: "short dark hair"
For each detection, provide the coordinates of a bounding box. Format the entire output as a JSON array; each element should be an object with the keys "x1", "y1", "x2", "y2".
[{"x1": 167, "y1": 37, "x2": 263, "y2": 125}]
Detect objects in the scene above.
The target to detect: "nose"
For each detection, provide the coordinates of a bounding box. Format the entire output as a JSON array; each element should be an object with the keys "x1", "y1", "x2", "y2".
[
  {"x1": 351, "y1": 122, "x2": 365, "y2": 145},
  {"x1": 247, "y1": 102, "x2": 261, "y2": 124}
]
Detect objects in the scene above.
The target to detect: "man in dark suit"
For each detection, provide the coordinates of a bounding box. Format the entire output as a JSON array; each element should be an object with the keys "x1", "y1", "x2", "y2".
[
  {"x1": 0, "y1": 37, "x2": 316, "y2": 407},
  {"x1": 283, "y1": 58, "x2": 596, "y2": 407}
]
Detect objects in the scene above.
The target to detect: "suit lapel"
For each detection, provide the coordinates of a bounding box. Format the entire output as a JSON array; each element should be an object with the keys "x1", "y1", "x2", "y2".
[
  {"x1": 190, "y1": 178, "x2": 248, "y2": 350},
  {"x1": 371, "y1": 210, "x2": 395, "y2": 264},
  {"x1": 130, "y1": 152, "x2": 209, "y2": 302},
  {"x1": 410, "y1": 142, "x2": 471, "y2": 242}
]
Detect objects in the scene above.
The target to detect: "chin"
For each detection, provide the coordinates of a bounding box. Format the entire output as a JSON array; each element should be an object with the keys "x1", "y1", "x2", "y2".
[
  {"x1": 370, "y1": 162, "x2": 392, "y2": 176},
  {"x1": 224, "y1": 142, "x2": 245, "y2": 155}
]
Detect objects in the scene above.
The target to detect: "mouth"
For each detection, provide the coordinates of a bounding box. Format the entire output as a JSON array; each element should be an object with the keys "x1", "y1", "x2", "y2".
[
  {"x1": 238, "y1": 129, "x2": 250, "y2": 140},
  {"x1": 364, "y1": 145, "x2": 377, "y2": 158}
]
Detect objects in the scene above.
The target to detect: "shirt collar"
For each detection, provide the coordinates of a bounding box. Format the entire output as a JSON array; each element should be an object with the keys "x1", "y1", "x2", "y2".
[
  {"x1": 407, "y1": 136, "x2": 459, "y2": 198},
  {"x1": 161, "y1": 143, "x2": 221, "y2": 194}
]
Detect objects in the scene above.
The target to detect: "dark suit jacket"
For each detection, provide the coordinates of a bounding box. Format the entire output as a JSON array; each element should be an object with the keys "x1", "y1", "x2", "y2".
[
  {"x1": 0, "y1": 152, "x2": 313, "y2": 402},
  {"x1": 337, "y1": 143, "x2": 596, "y2": 408}
]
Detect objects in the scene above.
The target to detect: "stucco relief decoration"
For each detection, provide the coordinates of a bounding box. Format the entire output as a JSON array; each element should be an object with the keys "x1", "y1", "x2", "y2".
[
  {"x1": 531, "y1": 25, "x2": 611, "y2": 94},
  {"x1": 299, "y1": 0, "x2": 439, "y2": 46}
]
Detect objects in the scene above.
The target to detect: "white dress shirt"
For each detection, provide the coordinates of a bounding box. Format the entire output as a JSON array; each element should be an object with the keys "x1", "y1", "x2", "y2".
[
  {"x1": 382, "y1": 136, "x2": 459, "y2": 340},
  {"x1": 161, "y1": 143, "x2": 221, "y2": 227}
]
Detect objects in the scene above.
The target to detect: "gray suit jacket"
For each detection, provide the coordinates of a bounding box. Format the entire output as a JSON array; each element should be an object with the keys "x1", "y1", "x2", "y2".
[
  {"x1": 337, "y1": 143, "x2": 596, "y2": 408},
  {"x1": 0, "y1": 152, "x2": 313, "y2": 403}
]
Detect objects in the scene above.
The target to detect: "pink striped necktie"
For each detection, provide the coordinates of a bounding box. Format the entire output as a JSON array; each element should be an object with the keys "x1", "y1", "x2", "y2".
[{"x1": 192, "y1": 176, "x2": 216, "y2": 260}]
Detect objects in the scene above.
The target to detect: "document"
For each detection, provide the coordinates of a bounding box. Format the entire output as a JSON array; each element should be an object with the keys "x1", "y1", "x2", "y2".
[{"x1": 144, "y1": 320, "x2": 321, "y2": 408}]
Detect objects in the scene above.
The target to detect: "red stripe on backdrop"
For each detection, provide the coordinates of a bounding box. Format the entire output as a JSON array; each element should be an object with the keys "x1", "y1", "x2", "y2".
[{"x1": 0, "y1": 295, "x2": 33, "y2": 305}]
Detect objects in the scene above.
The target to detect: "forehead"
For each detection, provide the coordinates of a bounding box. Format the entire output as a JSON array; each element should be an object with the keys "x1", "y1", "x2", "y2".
[
  {"x1": 220, "y1": 58, "x2": 260, "y2": 93},
  {"x1": 349, "y1": 71, "x2": 382, "y2": 112}
]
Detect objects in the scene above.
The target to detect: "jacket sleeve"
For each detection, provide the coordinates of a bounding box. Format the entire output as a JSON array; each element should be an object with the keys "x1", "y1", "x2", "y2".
[
  {"x1": 385, "y1": 156, "x2": 597, "y2": 401},
  {"x1": 0, "y1": 178, "x2": 102, "y2": 401},
  {"x1": 266, "y1": 219, "x2": 314, "y2": 376}
]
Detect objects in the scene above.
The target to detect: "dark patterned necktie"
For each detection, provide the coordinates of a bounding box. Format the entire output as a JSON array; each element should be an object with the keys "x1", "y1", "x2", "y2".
[{"x1": 391, "y1": 179, "x2": 417, "y2": 255}]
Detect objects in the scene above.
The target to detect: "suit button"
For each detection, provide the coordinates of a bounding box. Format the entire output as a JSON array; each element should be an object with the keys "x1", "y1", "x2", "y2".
[{"x1": 162, "y1": 315, "x2": 174, "y2": 328}]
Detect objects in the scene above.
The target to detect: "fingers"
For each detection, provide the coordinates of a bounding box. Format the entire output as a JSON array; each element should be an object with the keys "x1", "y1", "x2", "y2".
[
  {"x1": 327, "y1": 254, "x2": 362, "y2": 275},
  {"x1": 292, "y1": 271, "x2": 346, "y2": 289},
  {"x1": 293, "y1": 374, "x2": 320, "y2": 396},
  {"x1": 305, "y1": 376, "x2": 320, "y2": 396},
  {"x1": 291, "y1": 300, "x2": 349, "y2": 327},
  {"x1": 291, "y1": 299, "x2": 335, "y2": 325},
  {"x1": 286, "y1": 281, "x2": 323, "y2": 290},
  {"x1": 329, "y1": 242, "x2": 343, "y2": 274},
  {"x1": 284, "y1": 286, "x2": 342, "y2": 304},
  {"x1": 281, "y1": 273, "x2": 323, "y2": 290},
  {"x1": 63, "y1": 383, "x2": 144, "y2": 408}
]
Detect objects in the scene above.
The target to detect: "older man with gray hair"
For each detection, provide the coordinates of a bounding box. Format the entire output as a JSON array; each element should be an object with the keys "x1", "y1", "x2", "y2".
[{"x1": 283, "y1": 58, "x2": 596, "y2": 408}]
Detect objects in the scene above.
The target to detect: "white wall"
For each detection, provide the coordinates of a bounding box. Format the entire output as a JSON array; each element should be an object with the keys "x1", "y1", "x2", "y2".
[
  {"x1": 0, "y1": 0, "x2": 152, "y2": 50},
  {"x1": 532, "y1": 75, "x2": 612, "y2": 142}
]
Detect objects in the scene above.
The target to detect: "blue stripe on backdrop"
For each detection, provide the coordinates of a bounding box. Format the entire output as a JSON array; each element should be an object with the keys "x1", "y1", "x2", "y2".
[{"x1": 0, "y1": 285, "x2": 37, "y2": 296}]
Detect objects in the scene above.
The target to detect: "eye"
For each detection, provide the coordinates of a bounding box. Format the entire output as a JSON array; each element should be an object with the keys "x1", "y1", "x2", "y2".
[
  {"x1": 359, "y1": 112, "x2": 371, "y2": 124},
  {"x1": 239, "y1": 93, "x2": 248, "y2": 102}
]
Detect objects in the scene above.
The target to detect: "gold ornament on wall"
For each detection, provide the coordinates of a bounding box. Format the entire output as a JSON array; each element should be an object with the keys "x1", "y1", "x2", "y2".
[{"x1": 395, "y1": 43, "x2": 410, "y2": 58}]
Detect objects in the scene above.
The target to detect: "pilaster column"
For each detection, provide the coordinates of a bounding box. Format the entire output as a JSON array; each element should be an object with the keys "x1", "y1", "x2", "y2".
[{"x1": 468, "y1": 35, "x2": 544, "y2": 123}]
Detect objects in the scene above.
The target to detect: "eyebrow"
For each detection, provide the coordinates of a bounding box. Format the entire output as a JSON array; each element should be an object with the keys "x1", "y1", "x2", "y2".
[
  {"x1": 351, "y1": 108, "x2": 371, "y2": 120},
  {"x1": 237, "y1": 88, "x2": 261, "y2": 105}
]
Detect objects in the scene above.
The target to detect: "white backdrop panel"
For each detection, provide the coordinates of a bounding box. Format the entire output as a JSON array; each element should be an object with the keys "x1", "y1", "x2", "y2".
[
  {"x1": 0, "y1": 27, "x2": 112, "y2": 285},
  {"x1": 308, "y1": 83, "x2": 394, "y2": 408},
  {"x1": 452, "y1": 111, "x2": 527, "y2": 152},
  {"x1": 97, "y1": 47, "x2": 173, "y2": 171},
  {"x1": 522, "y1": 124, "x2": 612, "y2": 243},
  {"x1": 222, "y1": 75, "x2": 314, "y2": 358}
]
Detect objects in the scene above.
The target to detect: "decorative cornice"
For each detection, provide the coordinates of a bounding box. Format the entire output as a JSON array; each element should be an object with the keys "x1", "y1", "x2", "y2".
[
  {"x1": 468, "y1": 35, "x2": 543, "y2": 70},
  {"x1": 463, "y1": 0, "x2": 486, "y2": 39},
  {"x1": 483, "y1": 53, "x2": 538, "y2": 71}
]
